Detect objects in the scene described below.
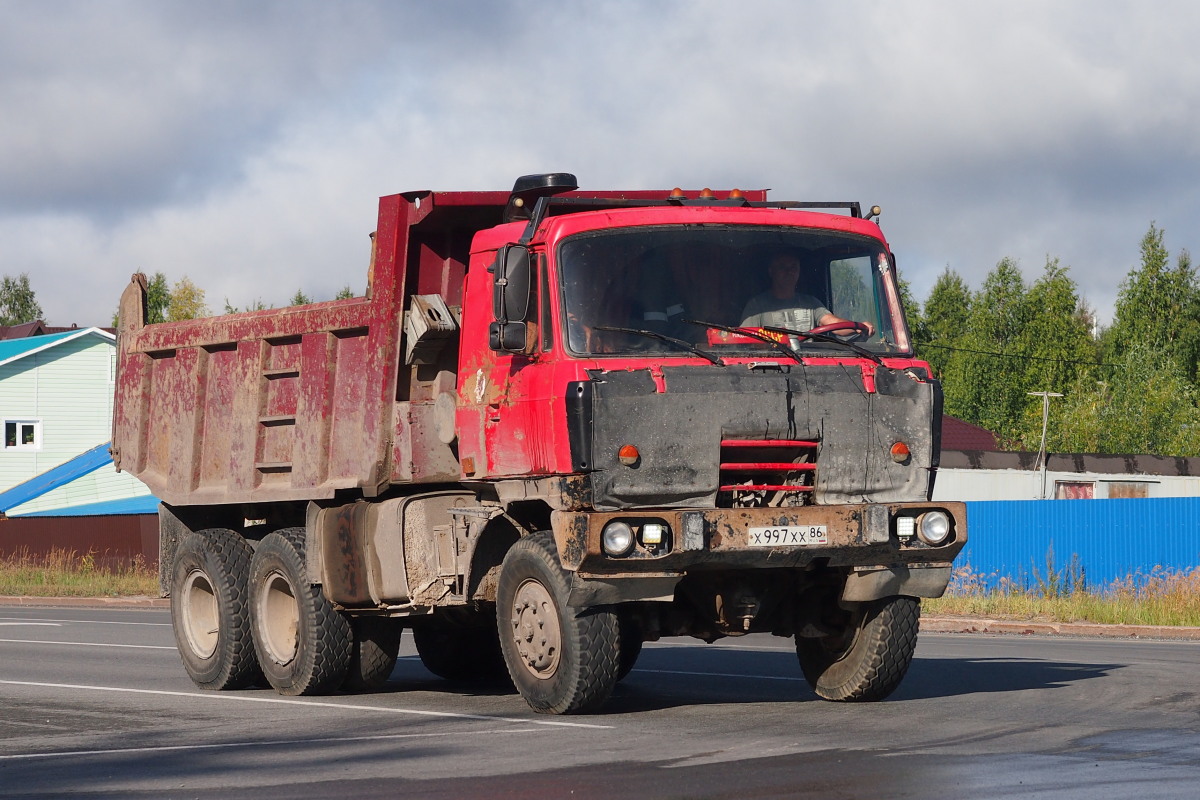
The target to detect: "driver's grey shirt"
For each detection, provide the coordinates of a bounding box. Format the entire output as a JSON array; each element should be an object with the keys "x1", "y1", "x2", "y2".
[{"x1": 739, "y1": 291, "x2": 830, "y2": 330}]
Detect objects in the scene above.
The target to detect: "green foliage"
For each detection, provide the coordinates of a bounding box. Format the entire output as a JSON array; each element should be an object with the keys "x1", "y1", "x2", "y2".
[
  {"x1": 144, "y1": 272, "x2": 170, "y2": 324},
  {"x1": 290, "y1": 289, "x2": 312, "y2": 306},
  {"x1": 0, "y1": 273, "x2": 44, "y2": 326},
  {"x1": 918, "y1": 267, "x2": 971, "y2": 379},
  {"x1": 335, "y1": 285, "x2": 355, "y2": 300},
  {"x1": 166, "y1": 276, "x2": 209, "y2": 321}
]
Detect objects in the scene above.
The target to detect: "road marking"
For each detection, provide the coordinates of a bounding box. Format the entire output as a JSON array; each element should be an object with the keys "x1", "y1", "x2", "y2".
[
  {"x1": 0, "y1": 680, "x2": 614, "y2": 729},
  {"x1": 0, "y1": 616, "x2": 170, "y2": 627},
  {"x1": 0, "y1": 639, "x2": 175, "y2": 650},
  {"x1": 0, "y1": 726, "x2": 546, "y2": 761},
  {"x1": 635, "y1": 668, "x2": 803, "y2": 682},
  {"x1": 0, "y1": 622, "x2": 61, "y2": 627}
]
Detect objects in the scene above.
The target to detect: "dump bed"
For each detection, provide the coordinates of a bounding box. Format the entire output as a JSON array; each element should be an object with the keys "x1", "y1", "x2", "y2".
[{"x1": 111, "y1": 190, "x2": 496, "y2": 506}]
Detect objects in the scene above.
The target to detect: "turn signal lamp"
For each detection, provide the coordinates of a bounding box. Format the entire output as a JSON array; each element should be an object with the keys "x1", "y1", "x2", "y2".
[
  {"x1": 618, "y1": 444, "x2": 640, "y2": 466},
  {"x1": 890, "y1": 441, "x2": 911, "y2": 463}
]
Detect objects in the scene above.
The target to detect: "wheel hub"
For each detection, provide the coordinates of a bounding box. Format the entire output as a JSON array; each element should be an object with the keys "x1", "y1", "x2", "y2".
[
  {"x1": 180, "y1": 569, "x2": 219, "y2": 659},
  {"x1": 510, "y1": 578, "x2": 560, "y2": 679},
  {"x1": 257, "y1": 569, "x2": 300, "y2": 666}
]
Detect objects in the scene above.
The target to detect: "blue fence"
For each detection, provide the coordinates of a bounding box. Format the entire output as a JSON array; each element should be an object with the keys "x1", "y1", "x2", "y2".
[{"x1": 956, "y1": 497, "x2": 1200, "y2": 590}]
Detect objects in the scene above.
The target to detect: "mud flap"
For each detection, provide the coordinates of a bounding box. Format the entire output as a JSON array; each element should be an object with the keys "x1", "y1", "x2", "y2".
[{"x1": 841, "y1": 565, "x2": 952, "y2": 603}]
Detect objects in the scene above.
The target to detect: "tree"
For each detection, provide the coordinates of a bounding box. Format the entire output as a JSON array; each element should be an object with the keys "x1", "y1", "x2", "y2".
[
  {"x1": 166, "y1": 277, "x2": 209, "y2": 321},
  {"x1": 940, "y1": 258, "x2": 1029, "y2": 441},
  {"x1": 918, "y1": 267, "x2": 971, "y2": 379},
  {"x1": 290, "y1": 290, "x2": 312, "y2": 306},
  {"x1": 1104, "y1": 223, "x2": 1200, "y2": 381},
  {"x1": 1053, "y1": 343, "x2": 1200, "y2": 457},
  {"x1": 335, "y1": 285, "x2": 355, "y2": 300},
  {"x1": 144, "y1": 272, "x2": 170, "y2": 324},
  {"x1": 0, "y1": 273, "x2": 44, "y2": 326}
]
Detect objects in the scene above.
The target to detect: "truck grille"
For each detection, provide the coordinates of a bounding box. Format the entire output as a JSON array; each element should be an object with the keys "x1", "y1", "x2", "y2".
[{"x1": 718, "y1": 439, "x2": 818, "y2": 508}]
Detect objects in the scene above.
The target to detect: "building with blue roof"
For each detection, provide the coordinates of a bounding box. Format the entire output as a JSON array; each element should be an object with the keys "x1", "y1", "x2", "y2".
[{"x1": 0, "y1": 328, "x2": 154, "y2": 517}]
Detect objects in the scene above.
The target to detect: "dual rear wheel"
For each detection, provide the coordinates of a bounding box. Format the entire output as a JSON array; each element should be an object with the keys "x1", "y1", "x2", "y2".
[{"x1": 170, "y1": 529, "x2": 400, "y2": 696}]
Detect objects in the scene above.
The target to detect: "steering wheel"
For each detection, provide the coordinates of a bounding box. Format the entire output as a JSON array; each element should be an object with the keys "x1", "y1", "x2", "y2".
[{"x1": 803, "y1": 320, "x2": 871, "y2": 342}]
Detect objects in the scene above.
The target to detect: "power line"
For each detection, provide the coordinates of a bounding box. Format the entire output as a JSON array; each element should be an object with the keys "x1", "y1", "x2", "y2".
[{"x1": 915, "y1": 341, "x2": 1120, "y2": 368}]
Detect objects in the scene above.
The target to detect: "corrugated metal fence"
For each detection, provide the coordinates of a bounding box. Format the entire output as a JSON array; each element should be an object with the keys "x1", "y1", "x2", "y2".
[{"x1": 958, "y1": 497, "x2": 1200, "y2": 589}]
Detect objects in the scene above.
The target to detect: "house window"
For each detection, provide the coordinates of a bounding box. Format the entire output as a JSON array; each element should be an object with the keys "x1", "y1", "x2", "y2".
[
  {"x1": 1105, "y1": 481, "x2": 1152, "y2": 499},
  {"x1": 3, "y1": 420, "x2": 41, "y2": 450},
  {"x1": 1055, "y1": 481, "x2": 1094, "y2": 499}
]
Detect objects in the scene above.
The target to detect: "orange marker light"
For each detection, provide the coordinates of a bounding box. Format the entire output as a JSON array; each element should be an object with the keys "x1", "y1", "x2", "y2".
[
  {"x1": 669, "y1": 187, "x2": 685, "y2": 198},
  {"x1": 890, "y1": 442, "x2": 911, "y2": 463},
  {"x1": 618, "y1": 445, "x2": 640, "y2": 466},
  {"x1": 729, "y1": 188, "x2": 744, "y2": 199},
  {"x1": 698, "y1": 187, "x2": 715, "y2": 199}
]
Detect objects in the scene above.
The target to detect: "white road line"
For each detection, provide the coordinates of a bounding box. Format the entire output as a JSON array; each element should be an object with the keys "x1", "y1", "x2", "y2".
[
  {"x1": 0, "y1": 680, "x2": 613, "y2": 729},
  {"x1": 635, "y1": 668, "x2": 803, "y2": 682},
  {"x1": 0, "y1": 616, "x2": 170, "y2": 627},
  {"x1": 0, "y1": 639, "x2": 175, "y2": 650},
  {"x1": 0, "y1": 726, "x2": 544, "y2": 761},
  {"x1": 0, "y1": 622, "x2": 61, "y2": 627}
]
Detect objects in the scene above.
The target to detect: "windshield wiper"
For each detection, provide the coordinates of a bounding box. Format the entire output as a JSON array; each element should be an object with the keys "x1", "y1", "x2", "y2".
[
  {"x1": 680, "y1": 319, "x2": 803, "y2": 365},
  {"x1": 762, "y1": 325, "x2": 885, "y2": 366},
  {"x1": 593, "y1": 326, "x2": 725, "y2": 365}
]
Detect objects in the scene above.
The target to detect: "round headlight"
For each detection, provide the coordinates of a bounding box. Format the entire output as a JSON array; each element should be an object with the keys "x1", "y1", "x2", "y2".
[
  {"x1": 602, "y1": 521, "x2": 635, "y2": 556},
  {"x1": 917, "y1": 511, "x2": 952, "y2": 545}
]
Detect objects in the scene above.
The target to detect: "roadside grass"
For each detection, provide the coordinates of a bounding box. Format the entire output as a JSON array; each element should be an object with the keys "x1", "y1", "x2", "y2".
[
  {"x1": 0, "y1": 547, "x2": 159, "y2": 597},
  {"x1": 2, "y1": 547, "x2": 1198, "y2": 628},
  {"x1": 925, "y1": 562, "x2": 1200, "y2": 627}
]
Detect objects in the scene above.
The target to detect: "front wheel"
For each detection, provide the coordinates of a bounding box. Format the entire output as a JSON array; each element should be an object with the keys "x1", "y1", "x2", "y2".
[
  {"x1": 796, "y1": 595, "x2": 920, "y2": 702},
  {"x1": 249, "y1": 529, "x2": 352, "y2": 696},
  {"x1": 496, "y1": 533, "x2": 620, "y2": 714}
]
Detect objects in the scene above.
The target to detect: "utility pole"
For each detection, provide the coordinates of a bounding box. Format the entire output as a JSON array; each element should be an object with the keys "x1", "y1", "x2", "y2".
[{"x1": 1028, "y1": 391, "x2": 1063, "y2": 499}]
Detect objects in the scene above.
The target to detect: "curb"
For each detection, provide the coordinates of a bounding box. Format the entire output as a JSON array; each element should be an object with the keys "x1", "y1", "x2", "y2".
[
  {"x1": 922, "y1": 615, "x2": 1200, "y2": 641},
  {"x1": 1, "y1": 598, "x2": 1198, "y2": 640},
  {"x1": 0, "y1": 595, "x2": 168, "y2": 608}
]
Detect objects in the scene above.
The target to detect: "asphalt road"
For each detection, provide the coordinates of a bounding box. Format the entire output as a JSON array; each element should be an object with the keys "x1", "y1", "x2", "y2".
[{"x1": 1, "y1": 606, "x2": 1198, "y2": 799}]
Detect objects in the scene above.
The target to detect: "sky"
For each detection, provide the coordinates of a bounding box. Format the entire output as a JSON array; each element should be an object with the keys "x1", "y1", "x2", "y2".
[{"x1": 4, "y1": 0, "x2": 1200, "y2": 328}]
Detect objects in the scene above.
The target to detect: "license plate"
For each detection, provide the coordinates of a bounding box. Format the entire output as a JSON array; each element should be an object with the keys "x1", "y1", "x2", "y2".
[{"x1": 748, "y1": 525, "x2": 828, "y2": 547}]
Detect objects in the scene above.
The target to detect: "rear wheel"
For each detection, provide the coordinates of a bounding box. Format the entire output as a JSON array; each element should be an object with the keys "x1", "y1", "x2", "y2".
[
  {"x1": 796, "y1": 595, "x2": 920, "y2": 702},
  {"x1": 496, "y1": 533, "x2": 620, "y2": 714},
  {"x1": 413, "y1": 610, "x2": 508, "y2": 684},
  {"x1": 249, "y1": 529, "x2": 352, "y2": 696},
  {"x1": 342, "y1": 616, "x2": 402, "y2": 692},
  {"x1": 170, "y1": 529, "x2": 262, "y2": 690}
]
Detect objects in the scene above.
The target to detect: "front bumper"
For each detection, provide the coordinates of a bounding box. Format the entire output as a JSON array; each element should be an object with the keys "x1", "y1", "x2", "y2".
[{"x1": 551, "y1": 501, "x2": 966, "y2": 603}]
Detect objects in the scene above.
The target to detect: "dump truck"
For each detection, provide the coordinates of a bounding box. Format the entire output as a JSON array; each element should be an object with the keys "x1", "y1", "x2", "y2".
[{"x1": 112, "y1": 173, "x2": 966, "y2": 714}]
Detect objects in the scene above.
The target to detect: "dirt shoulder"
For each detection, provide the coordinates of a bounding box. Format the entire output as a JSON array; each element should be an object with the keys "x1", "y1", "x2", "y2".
[{"x1": 2, "y1": 595, "x2": 1199, "y2": 640}]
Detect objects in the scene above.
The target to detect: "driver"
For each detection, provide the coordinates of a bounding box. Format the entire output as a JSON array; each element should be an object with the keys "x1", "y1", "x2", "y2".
[{"x1": 739, "y1": 253, "x2": 874, "y2": 334}]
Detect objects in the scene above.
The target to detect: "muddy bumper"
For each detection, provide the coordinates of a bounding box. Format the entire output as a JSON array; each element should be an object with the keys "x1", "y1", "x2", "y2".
[{"x1": 551, "y1": 501, "x2": 966, "y2": 605}]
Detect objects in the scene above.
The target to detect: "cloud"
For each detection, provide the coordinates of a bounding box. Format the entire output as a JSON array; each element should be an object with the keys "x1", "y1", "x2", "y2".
[{"x1": 4, "y1": 1, "x2": 1200, "y2": 325}]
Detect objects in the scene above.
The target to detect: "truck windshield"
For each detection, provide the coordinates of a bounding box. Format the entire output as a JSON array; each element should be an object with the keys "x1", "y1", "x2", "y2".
[{"x1": 557, "y1": 225, "x2": 910, "y2": 358}]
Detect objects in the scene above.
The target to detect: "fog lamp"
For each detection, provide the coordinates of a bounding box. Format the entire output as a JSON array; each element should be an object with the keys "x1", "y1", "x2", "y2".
[
  {"x1": 602, "y1": 521, "x2": 635, "y2": 556},
  {"x1": 918, "y1": 511, "x2": 952, "y2": 545},
  {"x1": 896, "y1": 515, "x2": 916, "y2": 541},
  {"x1": 641, "y1": 522, "x2": 666, "y2": 545}
]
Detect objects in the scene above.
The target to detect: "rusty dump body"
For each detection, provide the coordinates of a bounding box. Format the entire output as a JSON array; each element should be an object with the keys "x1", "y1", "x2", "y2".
[{"x1": 114, "y1": 173, "x2": 966, "y2": 713}]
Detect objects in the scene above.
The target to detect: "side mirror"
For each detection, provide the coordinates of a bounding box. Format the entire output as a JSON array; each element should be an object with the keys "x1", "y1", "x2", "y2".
[
  {"x1": 490, "y1": 245, "x2": 534, "y2": 353},
  {"x1": 492, "y1": 245, "x2": 531, "y2": 323}
]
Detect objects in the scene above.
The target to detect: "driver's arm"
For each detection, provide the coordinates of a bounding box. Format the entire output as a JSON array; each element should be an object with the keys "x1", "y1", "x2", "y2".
[{"x1": 816, "y1": 312, "x2": 875, "y2": 335}]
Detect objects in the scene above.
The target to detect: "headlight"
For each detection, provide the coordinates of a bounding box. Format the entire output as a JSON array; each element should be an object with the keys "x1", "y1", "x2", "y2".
[
  {"x1": 602, "y1": 521, "x2": 635, "y2": 556},
  {"x1": 917, "y1": 511, "x2": 952, "y2": 545}
]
